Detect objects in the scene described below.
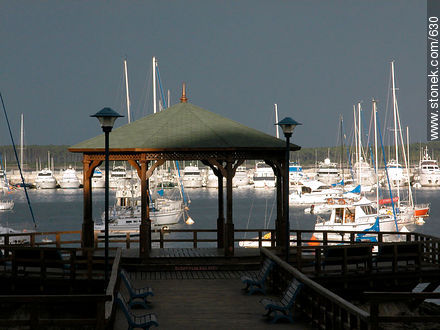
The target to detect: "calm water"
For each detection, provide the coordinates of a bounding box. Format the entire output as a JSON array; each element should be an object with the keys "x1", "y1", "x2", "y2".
[{"x1": 0, "y1": 186, "x2": 438, "y2": 238}]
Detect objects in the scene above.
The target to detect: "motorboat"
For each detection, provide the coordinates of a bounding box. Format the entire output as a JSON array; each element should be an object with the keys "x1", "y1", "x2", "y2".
[
  {"x1": 34, "y1": 168, "x2": 57, "y2": 189},
  {"x1": 0, "y1": 170, "x2": 9, "y2": 189},
  {"x1": 289, "y1": 180, "x2": 358, "y2": 205},
  {"x1": 204, "y1": 169, "x2": 224, "y2": 188},
  {"x1": 289, "y1": 162, "x2": 305, "y2": 185},
  {"x1": 0, "y1": 199, "x2": 14, "y2": 210},
  {"x1": 353, "y1": 158, "x2": 376, "y2": 192},
  {"x1": 59, "y1": 167, "x2": 80, "y2": 189},
  {"x1": 92, "y1": 167, "x2": 105, "y2": 188},
  {"x1": 182, "y1": 165, "x2": 203, "y2": 188},
  {"x1": 253, "y1": 162, "x2": 275, "y2": 188},
  {"x1": 385, "y1": 160, "x2": 407, "y2": 187},
  {"x1": 234, "y1": 166, "x2": 250, "y2": 187},
  {"x1": 313, "y1": 197, "x2": 400, "y2": 241},
  {"x1": 414, "y1": 147, "x2": 440, "y2": 188},
  {"x1": 315, "y1": 158, "x2": 342, "y2": 185},
  {"x1": 109, "y1": 165, "x2": 128, "y2": 189},
  {"x1": 0, "y1": 225, "x2": 29, "y2": 244}
]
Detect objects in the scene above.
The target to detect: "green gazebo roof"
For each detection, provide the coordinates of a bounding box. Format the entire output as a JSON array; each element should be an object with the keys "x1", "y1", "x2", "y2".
[{"x1": 69, "y1": 102, "x2": 300, "y2": 152}]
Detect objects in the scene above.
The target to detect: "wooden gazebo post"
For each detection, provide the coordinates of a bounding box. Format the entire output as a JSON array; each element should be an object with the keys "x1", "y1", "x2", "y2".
[
  {"x1": 82, "y1": 156, "x2": 101, "y2": 248},
  {"x1": 224, "y1": 160, "x2": 234, "y2": 256},
  {"x1": 139, "y1": 158, "x2": 150, "y2": 258},
  {"x1": 217, "y1": 171, "x2": 225, "y2": 248}
]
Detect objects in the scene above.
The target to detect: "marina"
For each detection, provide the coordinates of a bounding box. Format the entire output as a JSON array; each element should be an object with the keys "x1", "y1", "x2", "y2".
[{"x1": 0, "y1": 2, "x2": 434, "y2": 328}]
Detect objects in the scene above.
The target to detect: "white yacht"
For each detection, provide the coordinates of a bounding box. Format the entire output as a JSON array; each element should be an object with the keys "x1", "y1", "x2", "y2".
[
  {"x1": 59, "y1": 167, "x2": 80, "y2": 189},
  {"x1": 109, "y1": 165, "x2": 128, "y2": 188},
  {"x1": 353, "y1": 157, "x2": 376, "y2": 192},
  {"x1": 385, "y1": 159, "x2": 407, "y2": 187},
  {"x1": 94, "y1": 179, "x2": 184, "y2": 233},
  {"x1": 289, "y1": 162, "x2": 304, "y2": 185},
  {"x1": 35, "y1": 168, "x2": 57, "y2": 189},
  {"x1": 315, "y1": 158, "x2": 342, "y2": 185},
  {"x1": 233, "y1": 166, "x2": 250, "y2": 187},
  {"x1": 0, "y1": 170, "x2": 9, "y2": 189},
  {"x1": 313, "y1": 197, "x2": 399, "y2": 241},
  {"x1": 204, "y1": 169, "x2": 221, "y2": 188},
  {"x1": 414, "y1": 147, "x2": 440, "y2": 187},
  {"x1": 92, "y1": 167, "x2": 105, "y2": 188},
  {"x1": 182, "y1": 165, "x2": 203, "y2": 188},
  {"x1": 289, "y1": 180, "x2": 358, "y2": 205},
  {"x1": 253, "y1": 162, "x2": 275, "y2": 188}
]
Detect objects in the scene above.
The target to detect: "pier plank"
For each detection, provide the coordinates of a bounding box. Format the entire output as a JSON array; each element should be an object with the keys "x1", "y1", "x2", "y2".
[{"x1": 113, "y1": 276, "x2": 314, "y2": 329}]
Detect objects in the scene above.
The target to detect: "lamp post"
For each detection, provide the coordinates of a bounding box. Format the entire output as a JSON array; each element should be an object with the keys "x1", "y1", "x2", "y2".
[
  {"x1": 91, "y1": 107, "x2": 123, "y2": 283},
  {"x1": 276, "y1": 117, "x2": 301, "y2": 262}
]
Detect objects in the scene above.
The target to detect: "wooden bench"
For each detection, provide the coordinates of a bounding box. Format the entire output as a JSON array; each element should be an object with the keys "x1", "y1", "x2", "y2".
[
  {"x1": 260, "y1": 278, "x2": 303, "y2": 323},
  {"x1": 116, "y1": 292, "x2": 158, "y2": 330},
  {"x1": 120, "y1": 269, "x2": 154, "y2": 308},
  {"x1": 240, "y1": 258, "x2": 275, "y2": 295}
]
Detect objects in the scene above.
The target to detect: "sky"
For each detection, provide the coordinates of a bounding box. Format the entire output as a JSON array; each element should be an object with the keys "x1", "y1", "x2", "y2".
[{"x1": 0, "y1": 1, "x2": 427, "y2": 148}]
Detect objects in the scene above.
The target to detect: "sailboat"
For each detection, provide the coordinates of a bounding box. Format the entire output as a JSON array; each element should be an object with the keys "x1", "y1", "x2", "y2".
[
  {"x1": 380, "y1": 61, "x2": 429, "y2": 226},
  {"x1": 313, "y1": 100, "x2": 399, "y2": 241},
  {"x1": 94, "y1": 177, "x2": 184, "y2": 234}
]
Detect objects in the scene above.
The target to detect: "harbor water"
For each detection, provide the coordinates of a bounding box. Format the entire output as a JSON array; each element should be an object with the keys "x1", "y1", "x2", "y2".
[{"x1": 0, "y1": 187, "x2": 438, "y2": 239}]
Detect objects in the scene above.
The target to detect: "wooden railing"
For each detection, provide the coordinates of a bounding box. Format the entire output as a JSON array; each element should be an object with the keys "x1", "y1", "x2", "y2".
[
  {"x1": 1, "y1": 228, "x2": 439, "y2": 251},
  {"x1": 0, "y1": 245, "x2": 121, "y2": 286},
  {"x1": 261, "y1": 248, "x2": 370, "y2": 329},
  {"x1": 0, "y1": 247, "x2": 122, "y2": 328},
  {"x1": 0, "y1": 294, "x2": 111, "y2": 329},
  {"x1": 262, "y1": 247, "x2": 440, "y2": 329},
  {"x1": 365, "y1": 292, "x2": 440, "y2": 329}
]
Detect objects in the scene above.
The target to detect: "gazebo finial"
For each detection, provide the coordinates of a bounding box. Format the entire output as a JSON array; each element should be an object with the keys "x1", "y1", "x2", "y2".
[{"x1": 180, "y1": 83, "x2": 188, "y2": 103}]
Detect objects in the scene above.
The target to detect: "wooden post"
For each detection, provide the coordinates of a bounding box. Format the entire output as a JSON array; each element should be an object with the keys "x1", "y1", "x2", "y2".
[
  {"x1": 139, "y1": 158, "x2": 151, "y2": 258},
  {"x1": 224, "y1": 160, "x2": 234, "y2": 256},
  {"x1": 217, "y1": 172, "x2": 225, "y2": 248}
]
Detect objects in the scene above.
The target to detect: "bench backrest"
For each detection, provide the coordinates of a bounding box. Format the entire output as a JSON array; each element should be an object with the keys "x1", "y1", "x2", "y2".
[
  {"x1": 257, "y1": 259, "x2": 275, "y2": 281},
  {"x1": 120, "y1": 269, "x2": 136, "y2": 296},
  {"x1": 280, "y1": 279, "x2": 303, "y2": 309},
  {"x1": 116, "y1": 292, "x2": 133, "y2": 323}
]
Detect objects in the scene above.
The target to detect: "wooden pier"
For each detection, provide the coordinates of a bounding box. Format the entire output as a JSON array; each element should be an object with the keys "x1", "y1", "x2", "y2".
[{"x1": 1, "y1": 229, "x2": 440, "y2": 329}]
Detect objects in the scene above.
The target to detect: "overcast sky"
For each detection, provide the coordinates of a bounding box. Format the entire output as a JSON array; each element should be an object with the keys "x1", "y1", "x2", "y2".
[{"x1": 0, "y1": 1, "x2": 426, "y2": 148}]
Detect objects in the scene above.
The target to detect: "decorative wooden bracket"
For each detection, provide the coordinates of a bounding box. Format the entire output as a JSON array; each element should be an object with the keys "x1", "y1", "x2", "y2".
[
  {"x1": 204, "y1": 159, "x2": 244, "y2": 178},
  {"x1": 128, "y1": 159, "x2": 165, "y2": 179},
  {"x1": 83, "y1": 159, "x2": 103, "y2": 180}
]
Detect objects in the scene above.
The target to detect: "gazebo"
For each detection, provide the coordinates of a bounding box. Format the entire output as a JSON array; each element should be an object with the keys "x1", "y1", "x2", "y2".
[{"x1": 69, "y1": 89, "x2": 300, "y2": 257}]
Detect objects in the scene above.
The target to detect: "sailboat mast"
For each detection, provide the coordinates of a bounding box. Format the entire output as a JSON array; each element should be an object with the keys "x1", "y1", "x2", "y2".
[
  {"x1": 358, "y1": 102, "x2": 362, "y2": 188},
  {"x1": 274, "y1": 104, "x2": 279, "y2": 138},
  {"x1": 353, "y1": 105, "x2": 358, "y2": 183},
  {"x1": 20, "y1": 113, "x2": 24, "y2": 170},
  {"x1": 124, "y1": 58, "x2": 131, "y2": 123},
  {"x1": 339, "y1": 114, "x2": 344, "y2": 180},
  {"x1": 153, "y1": 57, "x2": 157, "y2": 114},
  {"x1": 373, "y1": 99, "x2": 379, "y2": 207},
  {"x1": 391, "y1": 60, "x2": 400, "y2": 207}
]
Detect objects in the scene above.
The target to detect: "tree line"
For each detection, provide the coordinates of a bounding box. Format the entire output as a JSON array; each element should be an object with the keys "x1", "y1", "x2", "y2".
[{"x1": 0, "y1": 141, "x2": 439, "y2": 171}]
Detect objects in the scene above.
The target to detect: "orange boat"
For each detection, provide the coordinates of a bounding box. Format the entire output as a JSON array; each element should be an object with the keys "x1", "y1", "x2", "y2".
[{"x1": 414, "y1": 204, "x2": 430, "y2": 218}]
